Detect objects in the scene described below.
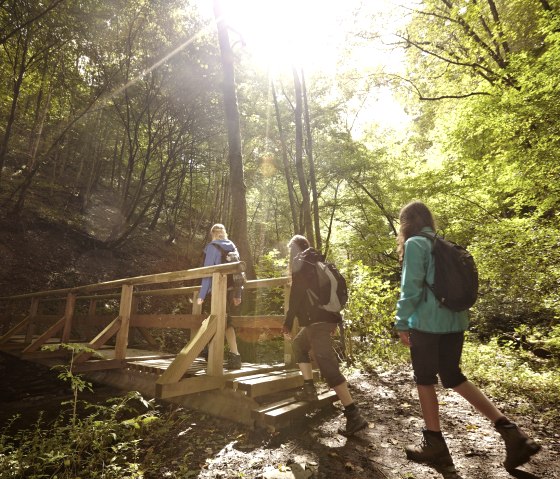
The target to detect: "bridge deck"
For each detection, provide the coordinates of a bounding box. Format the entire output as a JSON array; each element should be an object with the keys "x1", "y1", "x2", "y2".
[{"x1": 0, "y1": 265, "x2": 339, "y2": 427}]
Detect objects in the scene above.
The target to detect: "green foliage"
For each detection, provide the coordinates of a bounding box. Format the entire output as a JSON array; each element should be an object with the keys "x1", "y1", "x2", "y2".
[
  {"x1": 343, "y1": 261, "x2": 400, "y2": 361},
  {"x1": 252, "y1": 249, "x2": 288, "y2": 315},
  {"x1": 461, "y1": 335, "x2": 560, "y2": 423},
  {"x1": 0, "y1": 391, "x2": 158, "y2": 479}
]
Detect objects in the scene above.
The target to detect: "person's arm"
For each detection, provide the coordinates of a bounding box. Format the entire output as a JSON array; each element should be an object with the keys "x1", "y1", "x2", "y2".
[
  {"x1": 198, "y1": 244, "x2": 221, "y2": 302},
  {"x1": 395, "y1": 238, "x2": 427, "y2": 332},
  {"x1": 283, "y1": 271, "x2": 307, "y2": 333}
]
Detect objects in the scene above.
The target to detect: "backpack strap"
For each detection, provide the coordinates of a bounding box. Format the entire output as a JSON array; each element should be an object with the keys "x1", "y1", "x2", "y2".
[
  {"x1": 211, "y1": 242, "x2": 228, "y2": 263},
  {"x1": 413, "y1": 231, "x2": 437, "y2": 303}
]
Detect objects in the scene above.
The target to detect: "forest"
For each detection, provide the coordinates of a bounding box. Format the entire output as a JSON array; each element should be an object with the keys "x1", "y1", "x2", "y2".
[{"x1": 0, "y1": 0, "x2": 559, "y2": 478}]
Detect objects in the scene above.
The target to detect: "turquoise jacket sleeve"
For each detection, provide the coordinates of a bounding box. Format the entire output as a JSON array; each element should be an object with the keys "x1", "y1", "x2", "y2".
[{"x1": 395, "y1": 237, "x2": 427, "y2": 331}]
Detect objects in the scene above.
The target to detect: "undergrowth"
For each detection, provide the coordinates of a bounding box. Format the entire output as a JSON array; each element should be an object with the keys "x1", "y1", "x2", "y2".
[
  {"x1": 461, "y1": 335, "x2": 560, "y2": 424},
  {"x1": 0, "y1": 392, "x2": 159, "y2": 479},
  {"x1": 357, "y1": 333, "x2": 560, "y2": 425}
]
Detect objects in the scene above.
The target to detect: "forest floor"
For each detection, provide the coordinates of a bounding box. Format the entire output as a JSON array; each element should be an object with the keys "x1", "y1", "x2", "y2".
[{"x1": 1, "y1": 352, "x2": 558, "y2": 479}]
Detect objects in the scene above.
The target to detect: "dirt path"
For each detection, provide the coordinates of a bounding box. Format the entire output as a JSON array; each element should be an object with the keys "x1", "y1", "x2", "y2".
[
  {"x1": 1, "y1": 353, "x2": 558, "y2": 479},
  {"x1": 196, "y1": 369, "x2": 559, "y2": 479}
]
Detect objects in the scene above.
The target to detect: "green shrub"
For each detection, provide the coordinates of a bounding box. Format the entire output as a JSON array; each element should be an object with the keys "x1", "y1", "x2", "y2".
[
  {"x1": 343, "y1": 261, "x2": 401, "y2": 361},
  {"x1": 0, "y1": 392, "x2": 159, "y2": 479}
]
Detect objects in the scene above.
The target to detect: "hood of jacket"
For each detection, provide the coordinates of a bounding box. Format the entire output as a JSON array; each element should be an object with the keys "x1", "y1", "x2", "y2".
[
  {"x1": 209, "y1": 239, "x2": 237, "y2": 252},
  {"x1": 291, "y1": 247, "x2": 323, "y2": 274}
]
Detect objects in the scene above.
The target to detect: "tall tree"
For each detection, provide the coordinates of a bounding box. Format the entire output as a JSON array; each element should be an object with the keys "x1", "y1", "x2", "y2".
[
  {"x1": 271, "y1": 80, "x2": 299, "y2": 233},
  {"x1": 292, "y1": 67, "x2": 314, "y2": 244},
  {"x1": 213, "y1": 0, "x2": 255, "y2": 277},
  {"x1": 301, "y1": 70, "x2": 322, "y2": 251}
]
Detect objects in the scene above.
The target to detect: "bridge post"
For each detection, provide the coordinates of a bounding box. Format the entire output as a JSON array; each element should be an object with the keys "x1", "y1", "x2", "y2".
[
  {"x1": 283, "y1": 283, "x2": 296, "y2": 366},
  {"x1": 24, "y1": 298, "x2": 39, "y2": 344},
  {"x1": 61, "y1": 293, "x2": 76, "y2": 343},
  {"x1": 207, "y1": 272, "x2": 227, "y2": 376},
  {"x1": 115, "y1": 284, "x2": 133, "y2": 360}
]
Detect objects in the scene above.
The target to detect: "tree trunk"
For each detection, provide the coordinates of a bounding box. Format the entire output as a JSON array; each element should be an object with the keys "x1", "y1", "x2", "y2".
[
  {"x1": 0, "y1": 33, "x2": 30, "y2": 187},
  {"x1": 271, "y1": 81, "x2": 299, "y2": 233},
  {"x1": 301, "y1": 70, "x2": 322, "y2": 251},
  {"x1": 292, "y1": 67, "x2": 314, "y2": 245},
  {"x1": 213, "y1": 0, "x2": 255, "y2": 278}
]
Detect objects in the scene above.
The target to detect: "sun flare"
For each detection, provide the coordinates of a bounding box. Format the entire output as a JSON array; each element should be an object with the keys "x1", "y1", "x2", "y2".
[{"x1": 196, "y1": 0, "x2": 350, "y2": 74}]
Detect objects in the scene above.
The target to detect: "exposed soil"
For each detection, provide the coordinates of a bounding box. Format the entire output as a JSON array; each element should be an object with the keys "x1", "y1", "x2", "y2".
[{"x1": 1, "y1": 352, "x2": 558, "y2": 479}]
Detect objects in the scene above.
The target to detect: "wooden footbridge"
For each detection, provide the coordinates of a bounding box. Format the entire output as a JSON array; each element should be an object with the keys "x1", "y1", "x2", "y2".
[{"x1": 0, "y1": 262, "x2": 337, "y2": 428}]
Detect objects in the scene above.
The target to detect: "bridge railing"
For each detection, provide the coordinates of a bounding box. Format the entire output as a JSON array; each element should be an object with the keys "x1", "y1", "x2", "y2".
[{"x1": 0, "y1": 263, "x2": 294, "y2": 397}]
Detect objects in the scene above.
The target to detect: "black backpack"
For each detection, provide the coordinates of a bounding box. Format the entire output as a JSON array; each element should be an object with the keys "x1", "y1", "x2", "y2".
[
  {"x1": 416, "y1": 232, "x2": 478, "y2": 312},
  {"x1": 211, "y1": 243, "x2": 247, "y2": 289},
  {"x1": 306, "y1": 260, "x2": 348, "y2": 313}
]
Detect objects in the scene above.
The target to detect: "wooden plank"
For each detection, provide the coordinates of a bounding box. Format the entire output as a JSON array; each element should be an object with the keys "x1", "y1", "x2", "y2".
[
  {"x1": 130, "y1": 314, "x2": 205, "y2": 329},
  {"x1": 21, "y1": 316, "x2": 66, "y2": 353},
  {"x1": 207, "y1": 272, "x2": 227, "y2": 377},
  {"x1": 226, "y1": 370, "x2": 286, "y2": 389},
  {"x1": 72, "y1": 359, "x2": 125, "y2": 372},
  {"x1": 61, "y1": 293, "x2": 77, "y2": 343},
  {"x1": 236, "y1": 370, "x2": 320, "y2": 398},
  {"x1": 156, "y1": 376, "x2": 225, "y2": 399},
  {"x1": 1, "y1": 262, "x2": 245, "y2": 300},
  {"x1": 230, "y1": 316, "x2": 284, "y2": 329},
  {"x1": 257, "y1": 390, "x2": 338, "y2": 425},
  {"x1": 24, "y1": 298, "x2": 39, "y2": 343},
  {"x1": 0, "y1": 315, "x2": 30, "y2": 344},
  {"x1": 136, "y1": 327, "x2": 159, "y2": 346},
  {"x1": 283, "y1": 284, "x2": 294, "y2": 366},
  {"x1": 156, "y1": 314, "x2": 217, "y2": 384},
  {"x1": 244, "y1": 277, "x2": 288, "y2": 289},
  {"x1": 73, "y1": 316, "x2": 122, "y2": 364},
  {"x1": 115, "y1": 284, "x2": 133, "y2": 360}
]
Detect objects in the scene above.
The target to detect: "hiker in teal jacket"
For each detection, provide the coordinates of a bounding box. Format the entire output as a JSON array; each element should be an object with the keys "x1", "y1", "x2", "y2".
[
  {"x1": 395, "y1": 226, "x2": 468, "y2": 334},
  {"x1": 395, "y1": 201, "x2": 540, "y2": 472}
]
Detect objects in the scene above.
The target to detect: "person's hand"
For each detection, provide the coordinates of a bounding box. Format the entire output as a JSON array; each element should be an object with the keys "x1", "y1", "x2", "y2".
[
  {"x1": 197, "y1": 298, "x2": 204, "y2": 305},
  {"x1": 233, "y1": 297, "x2": 241, "y2": 306},
  {"x1": 282, "y1": 325, "x2": 292, "y2": 340},
  {"x1": 398, "y1": 330, "x2": 411, "y2": 347}
]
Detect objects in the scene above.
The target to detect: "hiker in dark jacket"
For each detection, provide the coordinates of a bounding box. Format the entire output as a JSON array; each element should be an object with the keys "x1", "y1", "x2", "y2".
[
  {"x1": 198, "y1": 223, "x2": 242, "y2": 370},
  {"x1": 283, "y1": 234, "x2": 368, "y2": 436},
  {"x1": 396, "y1": 201, "x2": 540, "y2": 471}
]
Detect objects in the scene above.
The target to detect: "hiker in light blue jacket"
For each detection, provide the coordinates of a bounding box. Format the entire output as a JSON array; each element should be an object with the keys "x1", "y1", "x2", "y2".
[
  {"x1": 395, "y1": 200, "x2": 540, "y2": 472},
  {"x1": 197, "y1": 223, "x2": 242, "y2": 369}
]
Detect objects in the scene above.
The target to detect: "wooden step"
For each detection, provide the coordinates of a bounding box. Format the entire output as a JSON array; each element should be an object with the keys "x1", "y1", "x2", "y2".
[
  {"x1": 228, "y1": 369, "x2": 320, "y2": 398},
  {"x1": 252, "y1": 390, "x2": 338, "y2": 427}
]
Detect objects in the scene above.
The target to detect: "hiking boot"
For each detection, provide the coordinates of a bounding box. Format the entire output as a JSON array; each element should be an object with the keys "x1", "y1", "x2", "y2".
[
  {"x1": 226, "y1": 352, "x2": 242, "y2": 370},
  {"x1": 405, "y1": 429, "x2": 453, "y2": 466},
  {"x1": 496, "y1": 422, "x2": 541, "y2": 471},
  {"x1": 294, "y1": 382, "x2": 319, "y2": 402},
  {"x1": 338, "y1": 407, "x2": 368, "y2": 436}
]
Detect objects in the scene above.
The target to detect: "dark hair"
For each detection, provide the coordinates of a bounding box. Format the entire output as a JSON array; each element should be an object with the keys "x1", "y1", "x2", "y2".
[{"x1": 397, "y1": 201, "x2": 436, "y2": 262}]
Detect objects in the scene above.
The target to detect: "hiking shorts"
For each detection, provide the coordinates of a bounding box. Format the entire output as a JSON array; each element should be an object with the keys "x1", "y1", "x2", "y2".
[
  {"x1": 409, "y1": 329, "x2": 467, "y2": 388},
  {"x1": 292, "y1": 322, "x2": 345, "y2": 388}
]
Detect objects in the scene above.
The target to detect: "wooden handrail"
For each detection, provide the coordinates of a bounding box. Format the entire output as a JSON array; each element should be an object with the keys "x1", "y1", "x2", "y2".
[
  {"x1": 0, "y1": 262, "x2": 246, "y2": 300},
  {"x1": 2, "y1": 276, "x2": 290, "y2": 303}
]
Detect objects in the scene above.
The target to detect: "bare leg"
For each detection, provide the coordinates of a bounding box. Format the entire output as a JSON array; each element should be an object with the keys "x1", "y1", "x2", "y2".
[
  {"x1": 298, "y1": 361, "x2": 314, "y2": 380},
  {"x1": 225, "y1": 326, "x2": 239, "y2": 355},
  {"x1": 333, "y1": 381, "x2": 353, "y2": 407},
  {"x1": 453, "y1": 380, "x2": 503, "y2": 422},
  {"x1": 417, "y1": 384, "x2": 441, "y2": 431}
]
